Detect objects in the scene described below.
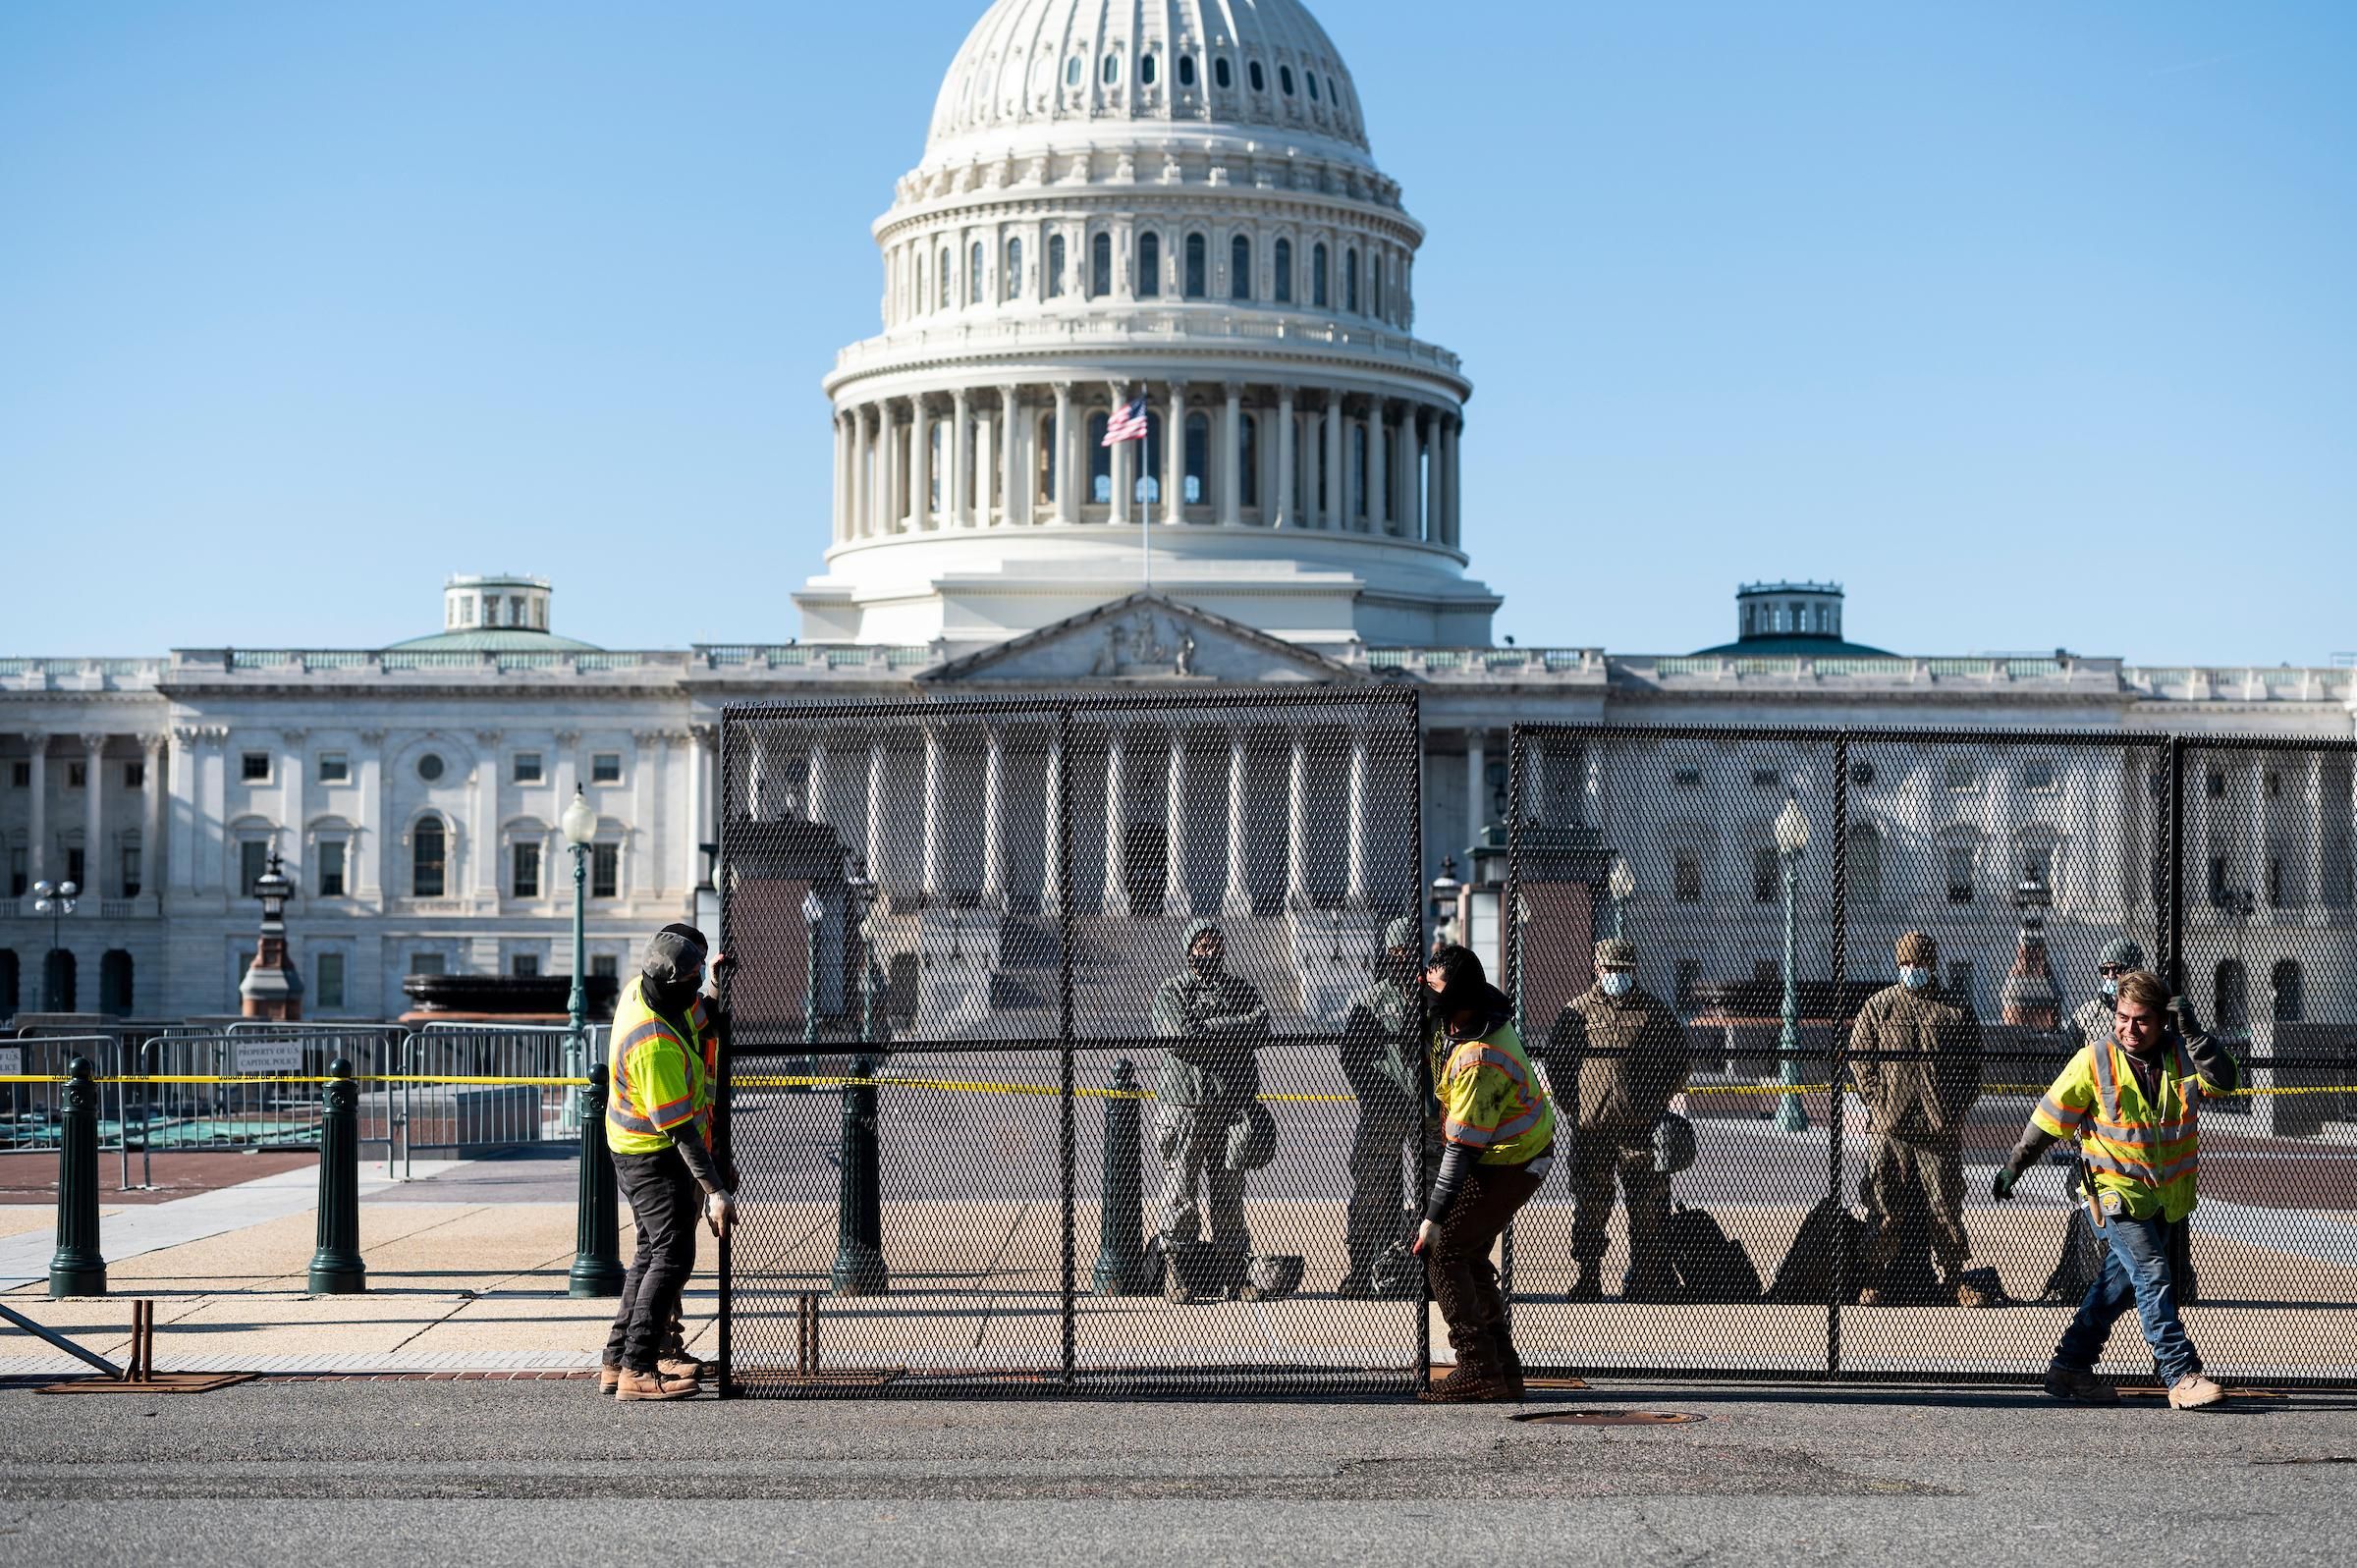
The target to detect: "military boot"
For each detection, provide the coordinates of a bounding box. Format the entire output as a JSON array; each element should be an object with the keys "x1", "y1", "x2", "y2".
[{"x1": 1564, "y1": 1262, "x2": 1604, "y2": 1304}]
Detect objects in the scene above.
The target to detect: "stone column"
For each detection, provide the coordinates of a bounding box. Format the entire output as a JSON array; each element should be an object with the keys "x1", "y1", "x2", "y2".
[
  {"x1": 865, "y1": 741, "x2": 887, "y2": 888},
  {"x1": 358, "y1": 730, "x2": 387, "y2": 902},
  {"x1": 79, "y1": 734, "x2": 106, "y2": 905},
  {"x1": 1052, "y1": 383, "x2": 1076, "y2": 524},
  {"x1": 981, "y1": 728, "x2": 1006, "y2": 907},
  {"x1": 1369, "y1": 402, "x2": 1390, "y2": 535},
  {"x1": 1347, "y1": 732, "x2": 1369, "y2": 908},
  {"x1": 951, "y1": 390, "x2": 972, "y2": 527},
  {"x1": 1220, "y1": 383, "x2": 1243, "y2": 525},
  {"x1": 1286, "y1": 730, "x2": 1308, "y2": 909},
  {"x1": 833, "y1": 409, "x2": 850, "y2": 542},
  {"x1": 850, "y1": 406, "x2": 871, "y2": 539},
  {"x1": 1101, "y1": 726, "x2": 1128, "y2": 917},
  {"x1": 1323, "y1": 394, "x2": 1345, "y2": 531},
  {"x1": 139, "y1": 734, "x2": 165, "y2": 902},
  {"x1": 804, "y1": 737, "x2": 831, "y2": 828},
  {"x1": 1442, "y1": 413, "x2": 1460, "y2": 546},
  {"x1": 2307, "y1": 751, "x2": 2327, "y2": 910},
  {"x1": 1408, "y1": 408, "x2": 1428, "y2": 541},
  {"x1": 1466, "y1": 730, "x2": 1487, "y2": 849},
  {"x1": 1274, "y1": 387, "x2": 1296, "y2": 527},
  {"x1": 1162, "y1": 726, "x2": 1189, "y2": 916},
  {"x1": 1000, "y1": 386, "x2": 1022, "y2": 527},
  {"x1": 23, "y1": 735, "x2": 45, "y2": 886},
  {"x1": 1223, "y1": 729, "x2": 1252, "y2": 918},
  {"x1": 921, "y1": 726, "x2": 943, "y2": 903},
  {"x1": 909, "y1": 396, "x2": 932, "y2": 529},
  {"x1": 473, "y1": 731, "x2": 501, "y2": 900},
  {"x1": 1164, "y1": 380, "x2": 1188, "y2": 521},
  {"x1": 1041, "y1": 728, "x2": 1065, "y2": 916}
]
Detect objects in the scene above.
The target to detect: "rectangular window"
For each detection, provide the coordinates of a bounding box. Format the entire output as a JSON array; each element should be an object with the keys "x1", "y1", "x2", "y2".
[
  {"x1": 126, "y1": 761, "x2": 145, "y2": 790},
  {"x1": 317, "y1": 753, "x2": 350, "y2": 784},
  {"x1": 1750, "y1": 768, "x2": 1780, "y2": 789},
  {"x1": 65, "y1": 846, "x2": 84, "y2": 887},
  {"x1": 409, "y1": 952, "x2": 446, "y2": 977},
  {"x1": 1672, "y1": 767, "x2": 1702, "y2": 788},
  {"x1": 512, "y1": 953, "x2": 540, "y2": 978},
  {"x1": 591, "y1": 954, "x2": 620, "y2": 980},
  {"x1": 67, "y1": 762, "x2": 86, "y2": 789},
  {"x1": 590, "y1": 843, "x2": 619, "y2": 898},
  {"x1": 121, "y1": 845, "x2": 140, "y2": 897},
  {"x1": 1943, "y1": 757, "x2": 1977, "y2": 791},
  {"x1": 241, "y1": 840, "x2": 268, "y2": 896},
  {"x1": 1673, "y1": 852, "x2": 1702, "y2": 903},
  {"x1": 590, "y1": 752, "x2": 622, "y2": 784},
  {"x1": 241, "y1": 752, "x2": 271, "y2": 783},
  {"x1": 2021, "y1": 760, "x2": 2056, "y2": 791},
  {"x1": 1674, "y1": 960, "x2": 1700, "y2": 1009},
  {"x1": 8, "y1": 847, "x2": 25, "y2": 898},
  {"x1": 316, "y1": 951, "x2": 346, "y2": 1010},
  {"x1": 2266, "y1": 770, "x2": 2283, "y2": 799},
  {"x1": 2209, "y1": 855, "x2": 2229, "y2": 906},
  {"x1": 1946, "y1": 960, "x2": 1975, "y2": 1000},
  {"x1": 512, "y1": 752, "x2": 544, "y2": 784},
  {"x1": 318, "y1": 840, "x2": 347, "y2": 897},
  {"x1": 1946, "y1": 846, "x2": 1975, "y2": 903},
  {"x1": 2207, "y1": 770, "x2": 2226, "y2": 798},
  {"x1": 2267, "y1": 855, "x2": 2285, "y2": 907},
  {"x1": 1753, "y1": 846, "x2": 1779, "y2": 904},
  {"x1": 513, "y1": 841, "x2": 541, "y2": 899},
  {"x1": 8, "y1": 761, "x2": 26, "y2": 788}
]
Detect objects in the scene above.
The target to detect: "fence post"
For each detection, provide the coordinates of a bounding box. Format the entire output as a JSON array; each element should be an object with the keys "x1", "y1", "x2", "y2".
[
  {"x1": 49, "y1": 1056, "x2": 107, "y2": 1298},
  {"x1": 832, "y1": 1054, "x2": 888, "y2": 1295},
  {"x1": 569, "y1": 1063, "x2": 625, "y2": 1297},
  {"x1": 1093, "y1": 1058, "x2": 1154, "y2": 1294},
  {"x1": 307, "y1": 1057, "x2": 367, "y2": 1293}
]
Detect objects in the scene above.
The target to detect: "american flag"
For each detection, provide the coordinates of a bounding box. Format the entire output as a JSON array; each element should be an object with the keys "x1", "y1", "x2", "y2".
[{"x1": 1102, "y1": 394, "x2": 1149, "y2": 445}]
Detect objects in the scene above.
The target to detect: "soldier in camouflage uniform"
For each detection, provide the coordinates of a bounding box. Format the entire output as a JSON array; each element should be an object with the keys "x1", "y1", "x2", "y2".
[
  {"x1": 1849, "y1": 931, "x2": 1990, "y2": 1307},
  {"x1": 2064, "y1": 938, "x2": 2146, "y2": 1052},
  {"x1": 1338, "y1": 916, "x2": 1437, "y2": 1296},
  {"x1": 1548, "y1": 937, "x2": 1692, "y2": 1302},
  {"x1": 1149, "y1": 919, "x2": 1272, "y2": 1259}
]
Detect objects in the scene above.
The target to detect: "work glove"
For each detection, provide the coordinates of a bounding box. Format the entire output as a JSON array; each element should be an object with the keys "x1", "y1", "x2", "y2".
[
  {"x1": 1411, "y1": 1218, "x2": 1441, "y2": 1257},
  {"x1": 2166, "y1": 994, "x2": 2204, "y2": 1040},
  {"x1": 704, "y1": 1190, "x2": 737, "y2": 1238},
  {"x1": 1990, "y1": 1168, "x2": 2017, "y2": 1202}
]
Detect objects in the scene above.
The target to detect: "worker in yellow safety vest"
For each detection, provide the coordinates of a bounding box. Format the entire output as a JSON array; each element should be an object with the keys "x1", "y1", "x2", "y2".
[
  {"x1": 1411, "y1": 943, "x2": 1556, "y2": 1403},
  {"x1": 1992, "y1": 968, "x2": 2239, "y2": 1409},
  {"x1": 600, "y1": 922, "x2": 736, "y2": 1402}
]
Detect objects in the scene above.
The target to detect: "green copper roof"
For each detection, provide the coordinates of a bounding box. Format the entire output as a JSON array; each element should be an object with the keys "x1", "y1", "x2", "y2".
[
  {"x1": 382, "y1": 628, "x2": 604, "y2": 653},
  {"x1": 1689, "y1": 635, "x2": 1895, "y2": 659}
]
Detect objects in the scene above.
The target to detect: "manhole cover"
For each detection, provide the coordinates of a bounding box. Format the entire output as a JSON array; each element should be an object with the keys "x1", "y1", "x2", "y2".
[{"x1": 1510, "y1": 1410, "x2": 1704, "y2": 1427}]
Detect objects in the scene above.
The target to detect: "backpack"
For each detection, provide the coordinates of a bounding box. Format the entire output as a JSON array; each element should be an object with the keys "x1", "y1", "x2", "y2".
[
  {"x1": 1668, "y1": 1204, "x2": 1764, "y2": 1303},
  {"x1": 1766, "y1": 1193, "x2": 1870, "y2": 1305}
]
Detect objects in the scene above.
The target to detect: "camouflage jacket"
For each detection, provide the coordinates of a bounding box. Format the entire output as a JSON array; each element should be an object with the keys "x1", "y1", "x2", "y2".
[
  {"x1": 1847, "y1": 981, "x2": 1985, "y2": 1147},
  {"x1": 1150, "y1": 969, "x2": 1270, "y2": 1108},
  {"x1": 1548, "y1": 986, "x2": 1691, "y2": 1136}
]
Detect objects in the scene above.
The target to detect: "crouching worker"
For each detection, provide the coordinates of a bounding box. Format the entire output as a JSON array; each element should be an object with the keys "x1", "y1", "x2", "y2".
[
  {"x1": 1412, "y1": 944, "x2": 1555, "y2": 1403},
  {"x1": 1991, "y1": 968, "x2": 2238, "y2": 1409},
  {"x1": 602, "y1": 923, "x2": 737, "y2": 1402}
]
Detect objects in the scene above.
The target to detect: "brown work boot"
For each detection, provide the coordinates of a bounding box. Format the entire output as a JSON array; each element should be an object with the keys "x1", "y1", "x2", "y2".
[
  {"x1": 656, "y1": 1355, "x2": 710, "y2": 1380},
  {"x1": 1417, "y1": 1364, "x2": 1517, "y2": 1403},
  {"x1": 2043, "y1": 1367, "x2": 2120, "y2": 1405},
  {"x1": 614, "y1": 1368, "x2": 699, "y2": 1402},
  {"x1": 2167, "y1": 1373, "x2": 2225, "y2": 1410},
  {"x1": 596, "y1": 1362, "x2": 621, "y2": 1395},
  {"x1": 1855, "y1": 1287, "x2": 1887, "y2": 1307}
]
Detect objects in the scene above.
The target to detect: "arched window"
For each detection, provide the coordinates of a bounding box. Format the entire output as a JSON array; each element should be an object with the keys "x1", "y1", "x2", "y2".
[
  {"x1": 1214, "y1": 57, "x2": 1233, "y2": 89},
  {"x1": 1279, "y1": 64, "x2": 1295, "y2": 95},
  {"x1": 914, "y1": 251, "x2": 926, "y2": 314},
  {"x1": 1090, "y1": 232, "x2": 1112, "y2": 297},
  {"x1": 969, "y1": 241, "x2": 985, "y2": 304},
  {"x1": 1178, "y1": 54, "x2": 1196, "y2": 88},
  {"x1": 99, "y1": 948, "x2": 133, "y2": 1017},
  {"x1": 1248, "y1": 59, "x2": 1265, "y2": 92},
  {"x1": 1137, "y1": 231, "x2": 1161, "y2": 297},
  {"x1": 2273, "y1": 959, "x2": 2305, "y2": 1022},
  {"x1": 1005, "y1": 237, "x2": 1022, "y2": 300},
  {"x1": 1307, "y1": 71, "x2": 1320, "y2": 101},
  {"x1": 1312, "y1": 243, "x2": 1329, "y2": 307},
  {"x1": 1372, "y1": 254, "x2": 1384, "y2": 318},
  {"x1": 1036, "y1": 410, "x2": 1057, "y2": 504},
  {"x1": 1344, "y1": 246, "x2": 1360, "y2": 312},
  {"x1": 42, "y1": 948, "x2": 75, "y2": 1012},
  {"x1": 1047, "y1": 233, "x2": 1066, "y2": 297},
  {"x1": 938, "y1": 246, "x2": 951, "y2": 309},
  {"x1": 1231, "y1": 235, "x2": 1251, "y2": 300},
  {"x1": 1239, "y1": 413, "x2": 1258, "y2": 507},
  {"x1": 1066, "y1": 57, "x2": 1081, "y2": 87},
  {"x1": 1102, "y1": 53, "x2": 1119, "y2": 85},
  {"x1": 1183, "y1": 233, "x2": 1207, "y2": 297},
  {"x1": 1088, "y1": 411, "x2": 1112, "y2": 501},
  {"x1": 1273, "y1": 238, "x2": 1292, "y2": 302},
  {"x1": 1140, "y1": 52, "x2": 1157, "y2": 86},
  {"x1": 1183, "y1": 412, "x2": 1209, "y2": 505},
  {"x1": 1846, "y1": 823, "x2": 1884, "y2": 906},
  {"x1": 0, "y1": 949, "x2": 17, "y2": 1015},
  {"x1": 413, "y1": 816, "x2": 447, "y2": 898},
  {"x1": 2216, "y1": 959, "x2": 2249, "y2": 1040}
]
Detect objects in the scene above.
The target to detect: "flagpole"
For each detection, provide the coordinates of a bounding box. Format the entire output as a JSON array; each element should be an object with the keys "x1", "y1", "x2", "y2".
[{"x1": 1141, "y1": 394, "x2": 1152, "y2": 593}]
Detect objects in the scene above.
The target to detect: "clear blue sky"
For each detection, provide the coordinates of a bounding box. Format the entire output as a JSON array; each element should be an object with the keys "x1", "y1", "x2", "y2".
[{"x1": 3, "y1": 1, "x2": 2350, "y2": 662}]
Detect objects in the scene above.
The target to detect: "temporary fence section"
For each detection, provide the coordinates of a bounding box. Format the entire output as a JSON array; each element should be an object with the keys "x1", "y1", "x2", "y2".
[
  {"x1": 400, "y1": 1023, "x2": 604, "y2": 1167},
  {"x1": 1504, "y1": 725, "x2": 2357, "y2": 1387},
  {"x1": 718, "y1": 688, "x2": 1430, "y2": 1397}
]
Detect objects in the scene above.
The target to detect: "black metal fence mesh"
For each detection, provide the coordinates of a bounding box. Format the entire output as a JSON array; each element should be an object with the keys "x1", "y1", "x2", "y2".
[
  {"x1": 718, "y1": 689, "x2": 1428, "y2": 1396},
  {"x1": 1507, "y1": 726, "x2": 2357, "y2": 1386}
]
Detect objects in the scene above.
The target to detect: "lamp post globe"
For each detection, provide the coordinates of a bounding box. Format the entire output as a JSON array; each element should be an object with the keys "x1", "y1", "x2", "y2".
[
  {"x1": 560, "y1": 785, "x2": 598, "y2": 1129},
  {"x1": 1607, "y1": 854, "x2": 1634, "y2": 940},
  {"x1": 32, "y1": 880, "x2": 78, "y2": 1010},
  {"x1": 1774, "y1": 799, "x2": 1810, "y2": 1133}
]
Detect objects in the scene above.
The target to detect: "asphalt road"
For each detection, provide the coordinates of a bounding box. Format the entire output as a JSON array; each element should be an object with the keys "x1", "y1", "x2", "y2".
[{"x1": 3, "y1": 1379, "x2": 2354, "y2": 1567}]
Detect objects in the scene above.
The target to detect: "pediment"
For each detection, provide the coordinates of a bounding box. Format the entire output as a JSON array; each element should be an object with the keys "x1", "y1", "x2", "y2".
[{"x1": 918, "y1": 594, "x2": 1364, "y2": 685}]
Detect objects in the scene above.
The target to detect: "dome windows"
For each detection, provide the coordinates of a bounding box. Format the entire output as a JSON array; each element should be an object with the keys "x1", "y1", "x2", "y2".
[
  {"x1": 1279, "y1": 65, "x2": 1295, "y2": 96},
  {"x1": 1273, "y1": 238, "x2": 1292, "y2": 303},
  {"x1": 1047, "y1": 234, "x2": 1066, "y2": 298},
  {"x1": 1137, "y1": 231, "x2": 1162, "y2": 298},
  {"x1": 969, "y1": 241, "x2": 985, "y2": 305},
  {"x1": 1183, "y1": 233, "x2": 1207, "y2": 298},
  {"x1": 1231, "y1": 235, "x2": 1251, "y2": 300},
  {"x1": 1311, "y1": 243, "x2": 1329, "y2": 308},
  {"x1": 1214, "y1": 57, "x2": 1232, "y2": 89},
  {"x1": 1178, "y1": 54, "x2": 1196, "y2": 88},
  {"x1": 1089, "y1": 233, "x2": 1112, "y2": 297},
  {"x1": 1140, "y1": 53, "x2": 1157, "y2": 87},
  {"x1": 1006, "y1": 237, "x2": 1022, "y2": 301},
  {"x1": 1307, "y1": 72, "x2": 1320, "y2": 101},
  {"x1": 1066, "y1": 57, "x2": 1081, "y2": 87},
  {"x1": 1344, "y1": 247, "x2": 1360, "y2": 313},
  {"x1": 1102, "y1": 53, "x2": 1119, "y2": 85},
  {"x1": 938, "y1": 245, "x2": 951, "y2": 310},
  {"x1": 1248, "y1": 60, "x2": 1266, "y2": 93}
]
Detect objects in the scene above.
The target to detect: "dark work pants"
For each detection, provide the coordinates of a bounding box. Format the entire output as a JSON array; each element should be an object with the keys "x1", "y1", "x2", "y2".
[
  {"x1": 605, "y1": 1148, "x2": 701, "y2": 1374},
  {"x1": 1426, "y1": 1158, "x2": 1547, "y2": 1375}
]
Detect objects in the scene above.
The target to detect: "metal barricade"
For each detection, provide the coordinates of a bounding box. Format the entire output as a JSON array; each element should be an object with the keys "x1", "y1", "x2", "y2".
[{"x1": 399, "y1": 1023, "x2": 603, "y2": 1167}]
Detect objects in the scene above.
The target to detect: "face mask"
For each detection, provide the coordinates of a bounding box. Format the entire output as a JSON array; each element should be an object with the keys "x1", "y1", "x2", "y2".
[
  {"x1": 1600, "y1": 972, "x2": 1634, "y2": 998},
  {"x1": 2101, "y1": 978, "x2": 2119, "y2": 999},
  {"x1": 1188, "y1": 949, "x2": 1222, "y2": 979},
  {"x1": 1899, "y1": 965, "x2": 1934, "y2": 992}
]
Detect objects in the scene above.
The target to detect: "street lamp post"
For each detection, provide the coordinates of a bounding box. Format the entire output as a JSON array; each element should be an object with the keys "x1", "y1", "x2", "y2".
[
  {"x1": 560, "y1": 786, "x2": 598, "y2": 1133},
  {"x1": 1608, "y1": 854, "x2": 1635, "y2": 940},
  {"x1": 1427, "y1": 855, "x2": 1461, "y2": 952},
  {"x1": 1774, "y1": 799, "x2": 1811, "y2": 1133},
  {"x1": 30, "y1": 879, "x2": 79, "y2": 1011}
]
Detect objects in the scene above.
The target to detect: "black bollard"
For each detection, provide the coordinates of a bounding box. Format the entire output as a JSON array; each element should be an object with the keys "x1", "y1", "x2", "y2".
[
  {"x1": 1093, "y1": 1058, "x2": 1155, "y2": 1295},
  {"x1": 831, "y1": 1053, "x2": 888, "y2": 1296},
  {"x1": 307, "y1": 1057, "x2": 367, "y2": 1294},
  {"x1": 49, "y1": 1056, "x2": 106, "y2": 1298},
  {"x1": 568, "y1": 1063, "x2": 625, "y2": 1297}
]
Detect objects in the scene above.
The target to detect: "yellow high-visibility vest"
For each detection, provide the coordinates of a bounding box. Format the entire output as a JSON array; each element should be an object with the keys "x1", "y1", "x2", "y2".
[
  {"x1": 1428, "y1": 1019, "x2": 1555, "y2": 1166},
  {"x1": 607, "y1": 977, "x2": 713, "y2": 1157},
  {"x1": 2030, "y1": 1037, "x2": 2218, "y2": 1222}
]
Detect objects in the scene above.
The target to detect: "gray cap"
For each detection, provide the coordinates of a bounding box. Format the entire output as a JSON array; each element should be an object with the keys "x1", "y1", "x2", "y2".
[
  {"x1": 2100, "y1": 938, "x2": 2146, "y2": 969},
  {"x1": 1594, "y1": 936, "x2": 1638, "y2": 967},
  {"x1": 641, "y1": 927, "x2": 707, "y2": 988},
  {"x1": 1384, "y1": 916, "x2": 1421, "y2": 951}
]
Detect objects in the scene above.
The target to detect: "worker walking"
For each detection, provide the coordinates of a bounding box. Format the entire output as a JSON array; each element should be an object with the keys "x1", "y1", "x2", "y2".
[
  {"x1": 1849, "y1": 932, "x2": 1988, "y2": 1307},
  {"x1": 1993, "y1": 968, "x2": 2237, "y2": 1408},
  {"x1": 601, "y1": 923, "x2": 736, "y2": 1401},
  {"x1": 1549, "y1": 937, "x2": 1690, "y2": 1302},
  {"x1": 1413, "y1": 944, "x2": 1555, "y2": 1403}
]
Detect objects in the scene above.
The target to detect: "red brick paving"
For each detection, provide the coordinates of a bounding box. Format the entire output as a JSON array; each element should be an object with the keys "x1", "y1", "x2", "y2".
[{"x1": 0, "y1": 1151, "x2": 315, "y2": 1205}]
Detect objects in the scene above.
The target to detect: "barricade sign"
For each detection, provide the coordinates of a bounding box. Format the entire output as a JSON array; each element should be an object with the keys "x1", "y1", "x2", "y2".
[
  {"x1": 231, "y1": 1039, "x2": 306, "y2": 1074},
  {"x1": 0, "y1": 1048, "x2": 20, "y2": 1078}
]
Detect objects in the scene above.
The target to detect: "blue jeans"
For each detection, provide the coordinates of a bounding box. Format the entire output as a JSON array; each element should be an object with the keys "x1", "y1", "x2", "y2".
[{"x1": 2052, "y1": 1211, "x2": 2201, "y2": 1384}]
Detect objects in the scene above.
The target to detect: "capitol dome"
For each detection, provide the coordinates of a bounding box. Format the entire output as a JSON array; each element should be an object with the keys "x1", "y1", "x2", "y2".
[{"x1": 798, "y1": 0, "x2": 1495, "y2": 652}]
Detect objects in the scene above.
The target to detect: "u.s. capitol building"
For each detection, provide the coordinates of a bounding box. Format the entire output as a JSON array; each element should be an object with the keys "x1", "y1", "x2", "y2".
[{"x1": 4, "y1": 0, "x2": 2350, "y2": 1027}]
